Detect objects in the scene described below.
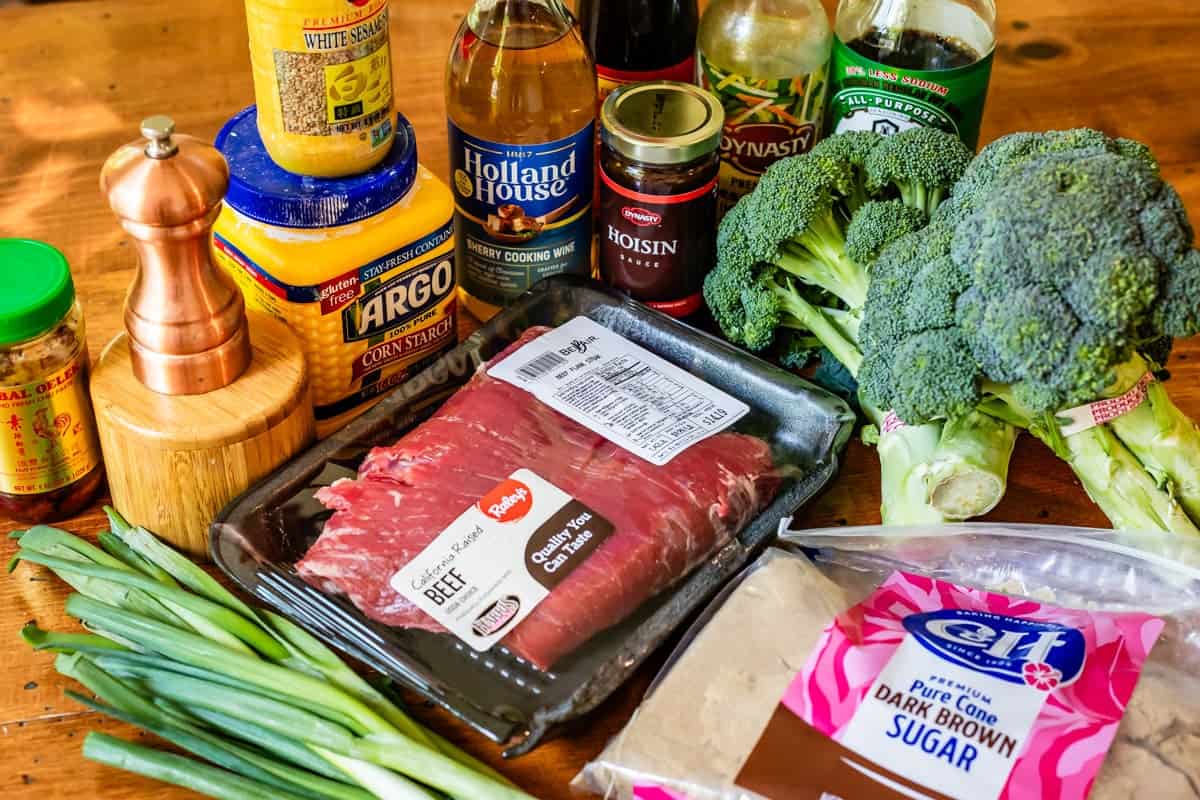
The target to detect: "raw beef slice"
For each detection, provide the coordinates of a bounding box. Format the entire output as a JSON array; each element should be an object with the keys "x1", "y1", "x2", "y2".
[{"x1": 297, "y1": 327, "x2": 780, "y2": 670}]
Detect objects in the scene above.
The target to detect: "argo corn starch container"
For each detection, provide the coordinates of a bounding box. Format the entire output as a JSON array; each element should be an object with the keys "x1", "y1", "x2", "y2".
[{"x1": 212, "y1": 107, "x2": 456, "y2": 438}]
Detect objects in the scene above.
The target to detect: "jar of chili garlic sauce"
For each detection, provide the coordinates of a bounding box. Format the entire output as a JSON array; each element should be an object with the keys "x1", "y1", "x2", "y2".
[
  {"x1": 0, "y1": 240, "x2": 104, "y2": 522},
  {"x1": 598, "y1": 81, "x2": 724, "y2": 318},
  {"x1": 212, "y1": 107, "x2": 456, "y2": 439}
]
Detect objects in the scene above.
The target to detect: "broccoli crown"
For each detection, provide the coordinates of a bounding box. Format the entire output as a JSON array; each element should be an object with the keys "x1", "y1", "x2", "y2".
[
  {"x1": 935, "y1": 127, "x2": 1153, "y2": 227},
  {"x1": 857, "y1": 220, "x2": 982, "y2": 422},
  {"x1": 845, "y1": 199, "x2": 928, "y2": 266},
  {"x1": 860, "y1": 131, "x2": 1200, "y2": 422},
  {"x1": 864, "y1": 127, "x2": 974, "y2": 215}
]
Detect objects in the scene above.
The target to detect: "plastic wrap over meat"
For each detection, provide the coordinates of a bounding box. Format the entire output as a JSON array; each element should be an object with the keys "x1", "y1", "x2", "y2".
[{"x1": 296, "y1": 327, "x2": 780, "y2": 670}]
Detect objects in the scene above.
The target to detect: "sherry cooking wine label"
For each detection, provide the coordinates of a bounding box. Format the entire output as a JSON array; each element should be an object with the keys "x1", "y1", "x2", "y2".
[{"x1": 448, "y1": 122, "x2": 595, "y2": 307}]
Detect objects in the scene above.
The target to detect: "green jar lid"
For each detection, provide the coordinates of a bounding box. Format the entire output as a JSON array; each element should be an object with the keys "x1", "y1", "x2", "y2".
[{"x1": 0, "y1": 239, "x2": 75, "y2": 346}]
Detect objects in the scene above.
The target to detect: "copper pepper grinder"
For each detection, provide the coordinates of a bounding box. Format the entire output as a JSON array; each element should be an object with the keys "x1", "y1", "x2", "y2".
[{"x1": 90, "y1": 116, "x2": 315, "y2": 556}]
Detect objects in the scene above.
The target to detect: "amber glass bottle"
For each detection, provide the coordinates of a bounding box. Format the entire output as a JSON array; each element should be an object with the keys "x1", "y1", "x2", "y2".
[
  {"x1": 577, "y1": 0, "x2": 699, "y2": 103},
  {"x1": 446, "y1": 0, "x2": 597, "y2": 322}
]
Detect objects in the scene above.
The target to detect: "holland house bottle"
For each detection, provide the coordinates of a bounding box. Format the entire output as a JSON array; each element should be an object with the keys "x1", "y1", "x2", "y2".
[{"x1": 446, "y1": 0, "x2": 597, "y2": 322}]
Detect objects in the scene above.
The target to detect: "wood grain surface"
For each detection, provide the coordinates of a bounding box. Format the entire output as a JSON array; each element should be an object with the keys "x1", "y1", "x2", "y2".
[{"x1": 1, "y1": 0, "x2": 1198, "y2": 797}]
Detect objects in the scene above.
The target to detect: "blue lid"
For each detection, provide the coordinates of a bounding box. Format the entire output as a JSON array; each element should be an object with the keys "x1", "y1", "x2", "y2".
[{"x1": 215, "y1": 106, "x2": 417, "y2": 229}]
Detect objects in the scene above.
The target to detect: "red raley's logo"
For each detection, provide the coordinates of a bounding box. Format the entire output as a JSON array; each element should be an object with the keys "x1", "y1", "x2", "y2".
[
  {"x1": 478, "y1": 478, "x2": 533, "y2": 523},
  {"x1": 724, "y1": 122, "x2": 816, "y2": 177},
  {"x1": 621, "y1": 206, "x2": 662, "y2": 227}
]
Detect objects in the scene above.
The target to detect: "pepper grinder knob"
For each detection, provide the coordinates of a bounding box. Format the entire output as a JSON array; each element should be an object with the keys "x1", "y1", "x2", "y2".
[
  {"x1": 141, "y1": 115, "x2": 179, "y2": 159},
  {"x1": 101, "y1": 115, "x2": 251, "y2": 395}
]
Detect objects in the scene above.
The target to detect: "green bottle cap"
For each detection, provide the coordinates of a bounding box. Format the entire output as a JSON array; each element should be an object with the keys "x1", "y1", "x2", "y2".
[{"x1": 0, "y1": 239, "x2": 76, "y2": 346}]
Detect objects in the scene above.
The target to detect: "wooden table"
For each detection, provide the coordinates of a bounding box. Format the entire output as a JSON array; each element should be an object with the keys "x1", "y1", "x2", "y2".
[{"x1": 1, "y1": 0, "x2": 1198, "y2": 796}]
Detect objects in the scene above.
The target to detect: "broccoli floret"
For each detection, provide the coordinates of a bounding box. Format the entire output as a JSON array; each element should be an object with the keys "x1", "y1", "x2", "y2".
[
  {"x1": 936, "y1": 127, "x2": 1135, "y2": 227},
  {"x1": 809, "y1": 130, "x2": 884, "y2": 213},
  {"x1": 703, "y1": 198, "x2": 758, "y2": 341},
  {"x1": 864, "y1": 127, "x2": 974, "y2": 215},
  {"x1": 845, "y1": 199, "x2": 928, "y2": 266},
  {"x1": 773, "y1": 330, "x2": 822, "y2": 371},
  {"x1": 739, "y1": 156, "x2": 869, "y2": 309}
]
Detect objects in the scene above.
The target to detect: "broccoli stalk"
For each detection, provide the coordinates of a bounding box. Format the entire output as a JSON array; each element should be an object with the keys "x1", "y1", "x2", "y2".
[
  {"x1": 1089, "y1": 354, "x2": 1200, "y2": 525},
  {"x1": 922, "y1": 413, "x2": 1018, "y2": 522},
  {"x1": 980, "y1": 383, "x2": 1200, "y2": 535}
]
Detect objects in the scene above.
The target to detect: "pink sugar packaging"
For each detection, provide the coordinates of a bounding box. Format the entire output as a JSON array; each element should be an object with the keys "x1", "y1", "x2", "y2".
[{"x1": 575, "y1": 524, "x2": 1200, "y2": 800}]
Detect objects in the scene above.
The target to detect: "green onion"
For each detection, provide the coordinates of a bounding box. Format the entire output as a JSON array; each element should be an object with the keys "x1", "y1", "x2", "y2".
[
  {"x1": 182, "y1": 707, "x2": 357, "y2": 784},
  {"x1": 65, "y1": 594, "x2": 399, "y2": 733},
  {"x1": 22, "y1": 625, "x2": 129, "y2": 654},
  {"x1": 314, "y1": 746, "x2": 441, "y2": 800},
  {"x1": 97, "y1": 530, "x2": 178, "y2": 586},
  {"x1": 19, "y1": 551, "x2": 281, "y2": 658},
  {"x1": 106, "y1": 506, "x2": 259, "y2": 619},
  {"x1": 18, "y1": 520, "x2": 537, "y2": 800},
  {"x1": 83, "y1": 732, "x2": 309, "y2": 800},
  {"x1": 69, "y1": 691, "x2": 373, "y2": 800}
]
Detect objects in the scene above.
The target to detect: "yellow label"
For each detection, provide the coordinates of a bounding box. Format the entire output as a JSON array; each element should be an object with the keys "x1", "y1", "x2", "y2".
[
  {"x1": 0, "y1": 350, "x2": 101, "y2": 495},
  {"x1": 211, "y1": 224, "x2": 457, "y2": 431},
  {"x1": 322, "y1": 46, "x2": 391, "y2": 126}
]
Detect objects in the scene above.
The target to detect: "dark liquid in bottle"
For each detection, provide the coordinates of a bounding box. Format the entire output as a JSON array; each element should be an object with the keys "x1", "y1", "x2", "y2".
[
  {"x1": 847, "y1": 28, "x2": 980, "y2": 70},
  {"x1": 577, "y1": 0, "x2": 698, "y2": 71}
]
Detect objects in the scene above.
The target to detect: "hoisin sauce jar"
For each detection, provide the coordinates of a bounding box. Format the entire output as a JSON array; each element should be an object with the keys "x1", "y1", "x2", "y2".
[{"x1": 599, "y1": 81, "x2": 723, "y2": 318}]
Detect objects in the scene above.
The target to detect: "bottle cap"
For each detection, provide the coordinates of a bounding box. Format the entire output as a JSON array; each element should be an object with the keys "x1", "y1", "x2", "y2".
[
  {"x1": 0, "y1": 239, "x2": 75, "y2": 346},
  {"x1": 215, "y1": 106, "x2": 419, "y2": 229},
  {"x1": 601, "y1": 81, "x2": 725, "y2": 166}
]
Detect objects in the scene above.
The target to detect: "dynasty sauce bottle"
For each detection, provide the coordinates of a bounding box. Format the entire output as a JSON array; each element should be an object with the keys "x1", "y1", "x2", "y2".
[
  {"x1": 577, "y1": 0, "x2": 699, "y2": 104},
  {"x1": 446, "y1": 0, "x2": 597, "y2": 322},
  {"x1": 825, "y1": 0, "x2": 996, "y2": 148},
  {"x1": 697, "y1": 0, "x2": 832, "y2": 217}
]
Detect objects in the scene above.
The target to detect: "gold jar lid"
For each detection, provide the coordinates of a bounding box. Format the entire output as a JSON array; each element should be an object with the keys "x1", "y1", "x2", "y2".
[{"x1": 600, "y1": 80, "x2": 725, "y2": 166}]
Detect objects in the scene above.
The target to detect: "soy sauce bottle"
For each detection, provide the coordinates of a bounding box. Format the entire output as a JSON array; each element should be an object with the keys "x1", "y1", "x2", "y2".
[
  {"x1": 825, "y1": 0, "x2": 996, "y2": 148},
  {"x1": 577, "y1": 0, "x2": 699, "y2": 104}
]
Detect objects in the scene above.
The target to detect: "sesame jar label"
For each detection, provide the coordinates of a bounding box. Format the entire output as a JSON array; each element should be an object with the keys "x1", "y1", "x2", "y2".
[
  {"x1": 0, "y1": 349, "x2": 102, "y2": 495},
  {"x1": 448, "y1": 121, "x2": 595, "y2": 308},
  {"x1": 274, "y1": 0, "x2": 393, "y2": 143}
]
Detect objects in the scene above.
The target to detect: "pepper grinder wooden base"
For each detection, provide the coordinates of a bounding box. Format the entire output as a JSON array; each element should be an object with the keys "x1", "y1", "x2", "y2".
[{"x1": 90, "y1": 312, "x2": 314, "y2": 556}]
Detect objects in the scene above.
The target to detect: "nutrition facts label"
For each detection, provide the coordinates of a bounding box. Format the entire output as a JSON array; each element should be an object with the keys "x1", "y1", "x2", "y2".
[{"x1": 489, "y1": 316, "x2": 749, "y2": 465}]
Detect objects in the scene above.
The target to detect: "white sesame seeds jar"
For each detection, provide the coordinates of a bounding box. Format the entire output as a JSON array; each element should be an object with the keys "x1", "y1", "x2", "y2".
[{"x1": 243, "y1": 0, "x2": 396, "y2": 177}]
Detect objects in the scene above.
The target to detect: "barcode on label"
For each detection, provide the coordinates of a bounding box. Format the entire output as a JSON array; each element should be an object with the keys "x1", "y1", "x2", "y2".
[{"x1": 516, "y1": 351, "x2": 568, "y2": 381}]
